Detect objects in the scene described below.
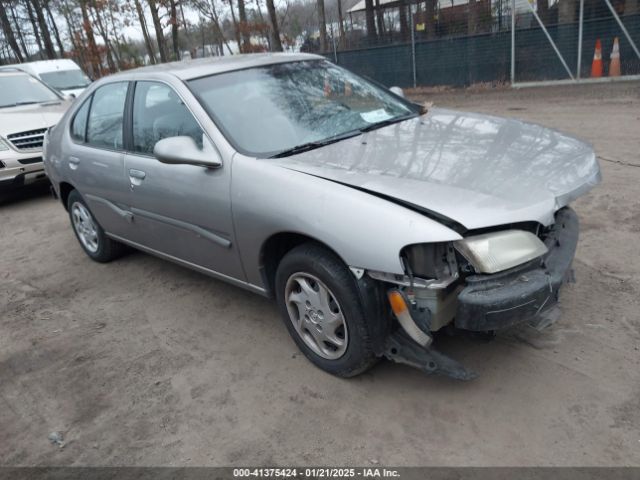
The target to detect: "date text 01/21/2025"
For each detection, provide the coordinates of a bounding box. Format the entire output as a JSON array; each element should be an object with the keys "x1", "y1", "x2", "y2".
[{"x1": 232, "y1": 467, "x2": 401, "y2": 478}]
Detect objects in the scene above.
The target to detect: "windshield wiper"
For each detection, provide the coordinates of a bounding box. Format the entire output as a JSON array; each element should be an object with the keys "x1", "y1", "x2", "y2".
[
  {"x1": 1, "y1": 101, "x2": 40, "y2": 108},
  {"x1": 270, "y1": 130, "x2": 362, "y2": 158},
  {"x1": 359, "y1": 113, "x2": 418, "y2": 133}
]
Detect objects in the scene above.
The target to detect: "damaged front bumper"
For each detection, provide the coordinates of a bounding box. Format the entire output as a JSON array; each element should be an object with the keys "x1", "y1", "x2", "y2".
[
  {"x1": 455, "y1": 207, "x2": 579, "y2": 332},
  {"x1": 378, "y1": 207, "x2": 579, "y2": 381}
]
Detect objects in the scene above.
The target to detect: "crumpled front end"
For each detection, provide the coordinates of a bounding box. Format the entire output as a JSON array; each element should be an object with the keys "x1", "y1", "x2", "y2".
[
  {"x1": 454, "y1": 207, "x2": 578, "y2": 331},
  {"x1": 368, "y1": 207, "x2": 582, "y2": 380}
]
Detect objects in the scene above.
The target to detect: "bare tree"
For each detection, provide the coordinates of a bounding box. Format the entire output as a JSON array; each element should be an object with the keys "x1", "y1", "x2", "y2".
[
  {"x1": 147, "y1": 0, "x2": 168, "y2": 62},
  {"x1": 190, "y1": 0, "x2": 234, "y2": 54},
  {"x1": 0, "y1": 2, "x2": 24, "y2": 61},
  {"x1": 375, "y1": 0, "x2": 385, "y2": 37},
  {"x1": 134, "y1": 0, "x2": 157, "y2": 63},
  {"x1": 57, "y1": 0, "x2": 82, "y2": 58},
  {"x1": 80, "y1": 0, "x2": 103, "y2": 75},
  {"x1": 253, "y1": 0, "x2": 271, "y2": 47},
  {"x1": 25, "y1": 0, "x2": 45, "y2": 57},
  {"x1": 336, "y1": 0, "x2": 346, "y2": 47},
  {"x1": 9, "y1": 2, "x2": 30, "y2": 59},
  {"x1": 44, "y1": 0, "x2": 65, "y2": 56},
  {"x1": 265, "y1": 0, "x2": 283, "y2": 51},
  {"x1": 169, "y1": 0, "x2": 180, "y2": 59},
  {"x1": 90, "y1": 0, "x2": 117, "y2": 71},
  {"x1": 237, "y1": 0, "x2": 251, "y2": 50},
  {"x1": 105, "y1": 0, "x2": 126, "y2": 68},
  {"x1": 228, "y1": 0, "x2": 243, "y2": 52},
  {"x1": 399, "y1": 0, "x2": 409, "y2": 42},
  {"x1": 31, "y1": 0, "x2": 57, "y2": 58},
  {"x1": 364, "y1": 0, "x2": 376, "y2": 42},
  {"x1": 317, "y1": 0, "x2": 327, "y2": 52}
]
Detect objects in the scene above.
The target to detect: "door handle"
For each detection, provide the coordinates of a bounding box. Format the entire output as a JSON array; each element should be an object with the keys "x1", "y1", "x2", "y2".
[
  {"x1": 68, "y1": 156, "x2": 80, "y2": 170},
  {"x1": 129, "y1": 169, "x2": 146, "y2": 180},
  {"x1": 128, "y1": 168, "x2": 146, "y2": 187}
]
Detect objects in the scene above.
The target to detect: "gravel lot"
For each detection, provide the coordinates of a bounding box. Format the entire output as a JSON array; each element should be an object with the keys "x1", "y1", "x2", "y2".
[{"x1": 1, "y1": 81, "x2": 639, "y2": 467}]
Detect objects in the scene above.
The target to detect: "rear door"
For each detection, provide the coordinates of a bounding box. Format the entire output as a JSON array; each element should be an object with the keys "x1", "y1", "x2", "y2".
[
  {"x1": 65, "y1": 81, "x2": 131, "y2": 238},
  {"x1": 122, "y1": 80, "x2": 244, "y2": 281}
]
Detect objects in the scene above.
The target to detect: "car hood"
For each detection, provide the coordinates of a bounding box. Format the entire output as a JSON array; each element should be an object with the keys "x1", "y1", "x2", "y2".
[
  {"x1": 274, "y1": 108, "x2": 601, "y2": 231},
  {"x1": 0, "y1": 101, "x2": 70, "y2": 137}
]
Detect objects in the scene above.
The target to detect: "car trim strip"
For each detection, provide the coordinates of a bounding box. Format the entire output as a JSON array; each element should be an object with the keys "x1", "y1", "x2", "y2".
[
  {"x1": 105, "y1": 232, "x2": 265, "y2": 295},
  {"x1": 130, "y1": 207, "x2": 232, "y2": 249},
  {"x1": 85, "y1": 194, "x2": 232, "y2": 248}
]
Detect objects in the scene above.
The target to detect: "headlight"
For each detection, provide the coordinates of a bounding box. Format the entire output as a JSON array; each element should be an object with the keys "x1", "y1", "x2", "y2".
[
  {"x1": 0, "y1": 138, "x2": 10, "y2": 151},
  {"x1": 455, "y1": 230, "x2": 548, "y2": 274}
]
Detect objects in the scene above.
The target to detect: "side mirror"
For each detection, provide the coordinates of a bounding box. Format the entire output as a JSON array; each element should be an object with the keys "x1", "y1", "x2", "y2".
[
  {"x1": 153, "y1": 135, "x2": 222, "y2": 168},
  {"x1": 389, "y1": 86, "x2": 405, "y2": 98}
]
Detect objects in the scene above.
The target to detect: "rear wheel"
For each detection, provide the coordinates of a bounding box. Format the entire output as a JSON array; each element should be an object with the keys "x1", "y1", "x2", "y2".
[
  {"x1": 275, "y1": 243, "x2": 378, "y2": 377},
  {"x1": 67, "y1": 189, "x2": 125, "y2": 263}
]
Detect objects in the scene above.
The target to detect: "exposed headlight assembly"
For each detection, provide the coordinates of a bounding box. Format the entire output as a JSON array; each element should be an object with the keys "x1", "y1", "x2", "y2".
[
  {"x1": 455, "y1": 230, "x2": 548, "y2": 274},
  {"x1": 0, "y1": 137, "x2": 10, "y2": 152}
]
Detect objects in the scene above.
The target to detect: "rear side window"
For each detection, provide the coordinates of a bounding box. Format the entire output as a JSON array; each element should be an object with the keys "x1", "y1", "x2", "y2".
[
  {"x1": 86, "y1": 82, "x2": 128, "y2": 150},
  {"x1": 70, "y1": 98, "x2": 91, "y2": 142},
  {"x1": 132, "y1": 81, "x2": 203, "y2": 155}
]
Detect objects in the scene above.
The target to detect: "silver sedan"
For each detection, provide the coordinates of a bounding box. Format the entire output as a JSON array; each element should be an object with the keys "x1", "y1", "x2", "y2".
[{"x1": 43, "y1": 53, "x2": 601, "y2": 380}]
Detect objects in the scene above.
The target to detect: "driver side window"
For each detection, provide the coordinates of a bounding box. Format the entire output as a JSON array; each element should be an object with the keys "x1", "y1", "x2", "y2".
[
  {"x1": 86, "y1": 82, "x2": 128, "y2": 150},
  {"x1": 132, "y1": 81, "x2": 203, "y2": 155}
]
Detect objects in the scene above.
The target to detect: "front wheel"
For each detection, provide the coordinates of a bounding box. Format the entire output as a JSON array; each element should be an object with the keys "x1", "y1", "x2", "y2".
[
  {"x1": 67, "y1": 189, "x2": 125, "y2": 263},
  {"x1": 275, "y1": 243, "x2": 379, "y2": 377}
]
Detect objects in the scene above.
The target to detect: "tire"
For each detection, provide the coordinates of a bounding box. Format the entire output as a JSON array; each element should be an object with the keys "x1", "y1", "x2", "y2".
[
  {"x1": 67, "y1": 189, "x2": 125, "y2": 263},
  {"x1": 275, "y1": 243, "x2": 379, "y2": 377}
]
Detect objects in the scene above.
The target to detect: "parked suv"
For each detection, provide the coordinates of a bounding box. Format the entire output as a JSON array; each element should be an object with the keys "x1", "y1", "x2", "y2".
[
  {"x1": 44, "y1": 54, "x2": 601, "y2": 379},
  {"x1": 0, "y1": 69, "x2": 71, "y2": 191},
  {"x1": 4, "y1": 59, "x2": 91, "y2": 98}
]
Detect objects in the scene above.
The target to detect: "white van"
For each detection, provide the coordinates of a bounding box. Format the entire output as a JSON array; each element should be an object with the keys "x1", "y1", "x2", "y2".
[{"x1": 6, "y1": 59, "x2": 91, "y2": 98}]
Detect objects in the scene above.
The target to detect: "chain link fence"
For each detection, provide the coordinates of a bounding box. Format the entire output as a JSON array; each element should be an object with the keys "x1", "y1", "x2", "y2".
[{"x1": 320, "y1": 0, "x2": 640, "y2": 87}]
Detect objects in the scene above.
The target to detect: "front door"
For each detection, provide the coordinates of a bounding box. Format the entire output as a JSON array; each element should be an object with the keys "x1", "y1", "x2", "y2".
[{"x1": 122, "y1": 81, "x2": 244, "y2": 281}]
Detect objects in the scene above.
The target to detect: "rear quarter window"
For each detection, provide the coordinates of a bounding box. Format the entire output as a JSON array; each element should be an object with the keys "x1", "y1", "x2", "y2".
[{"x1": 70, "y1": 98, "x2": 91, "y2": 143}]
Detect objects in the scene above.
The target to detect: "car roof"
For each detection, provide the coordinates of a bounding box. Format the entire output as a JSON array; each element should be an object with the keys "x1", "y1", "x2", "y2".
[
  {"x1": 107, "y1": 52, "x2": 325, "y2": 81},
  {"x1": 0, "y1": 69, "x2": 32, "y2": 77},
  {"x1": 4, "y1": 59, "x2": 81, "y2": 74}
]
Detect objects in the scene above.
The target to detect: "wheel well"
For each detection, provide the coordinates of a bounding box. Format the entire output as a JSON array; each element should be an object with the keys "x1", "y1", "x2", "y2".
[
  {"x1": 260, "y1": 232, "x2": 344, "y2": 298},
  {"x1": 59, "y1": 182, "x2": 75, "y2": 210}
]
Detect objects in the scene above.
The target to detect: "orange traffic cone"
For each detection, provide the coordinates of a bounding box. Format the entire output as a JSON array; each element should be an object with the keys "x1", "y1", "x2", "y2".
[
  {"x1": 591, "y1": 39, "x2": 603, "y2": 78},
  {"x1": 609, "y1": 37, "x2": 621, "y2": 77}
]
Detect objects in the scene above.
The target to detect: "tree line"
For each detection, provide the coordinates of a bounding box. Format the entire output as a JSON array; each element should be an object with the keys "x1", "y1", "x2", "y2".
[
  {"x1": 0, "y1": 0, "x2": 374, "y2": 75},
  {"x1": 5, "y1": 0, "x2": 634, "y2": 75}
]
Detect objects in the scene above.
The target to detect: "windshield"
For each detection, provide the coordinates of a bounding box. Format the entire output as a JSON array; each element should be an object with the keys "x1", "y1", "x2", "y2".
[
  {"x1": 188, "y1": 60, "x2": 417, "y2": 157},
  {"x1": 0, "y1": 73, "x2": 60, "y2": 108},
  {"x1": 40, "y1": 69, "x2": 90, "y2": 90}
]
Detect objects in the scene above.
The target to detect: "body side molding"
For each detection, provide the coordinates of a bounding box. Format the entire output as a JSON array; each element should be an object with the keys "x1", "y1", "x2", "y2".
[{"x1": 84, "y1": 193, "x2": 232, "y2": 248}]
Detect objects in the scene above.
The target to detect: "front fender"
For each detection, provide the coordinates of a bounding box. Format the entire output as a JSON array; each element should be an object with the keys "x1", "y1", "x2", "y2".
[{"x1": 231, "y1": 154, "x2": 462, "y2": 288}]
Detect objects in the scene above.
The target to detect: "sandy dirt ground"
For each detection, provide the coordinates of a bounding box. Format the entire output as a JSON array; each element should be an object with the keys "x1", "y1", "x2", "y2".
[{"x1": 1, "y1": 81, "x2": 639, "y2": 467}]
